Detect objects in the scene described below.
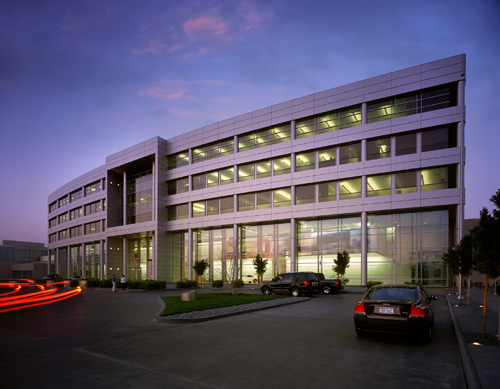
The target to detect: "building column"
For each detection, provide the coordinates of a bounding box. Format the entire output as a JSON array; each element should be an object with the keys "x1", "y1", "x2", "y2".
[
  {"x1": 122, "y1": 237, "x2": 127, "y2": 278},
  {"x1": 48, "y1": 248, "x2": 51, "y2": 275},
  {"x1": 361, "y1": 176, "x2": 367, "y2": 198},
  {"x1": 291, "y1": 153, "x2": 296, "y2": 173},
  {"x1": 151, "y1": 232, "x2": 156, "y2": 280},
  {"x1": 291, "y1": 185, "x2": 296, "y2": 206},
  {"x1": 188, "y1": 228, "x2": 193, "y2": 280},
  {"x1": 234, "y1": 164, "x2": 238, "y2": 183},
  {"x1": 55, "y1": 248, "x2": 59, "y2": 275},
  {"x1": 291, "y1": 218, "x2": 296, "y2": 272},
  {"x1": 361, "y1": 211, "x2": 367, "y2": 286},
  {"x1": 291, "y1": 120, "x2": 296, "y2": 140},
  {"x1": 416, "y1": 131, "x2": 422, "y2": 153},
  {"x1": 123, "y1": 171, "x2": 127, "y2": 225},
  {"x1": 234, "y1": 135, "x2": 238, "y2": 154},
  {"x1": 81, "y1": 243, "x2": 85, "y2": 277},
  {"x1": 361, "y1": 102, "x2": 367, "y2": 125},
  {"x1": 152, "y1": 160, "x2": 156, "y2": 221},
  {"x1": 100, "y1": 240, "x2": 104, "y2": 280},
  {"x1": 189, "y1": 148, "x2": 193, "y2": 164},
  {"x1": 361, "y1": 139, "x2": 367, "y2": 161},
  {"x1": 458, "y1": 78, "x2": 466, "y2": 241},
  {"x1": 67, "y1": 245, "x2": 70, "y2": 279}
]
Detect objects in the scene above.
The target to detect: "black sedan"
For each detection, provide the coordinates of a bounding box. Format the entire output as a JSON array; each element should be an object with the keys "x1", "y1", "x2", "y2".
[{"x1": 353, "y1": 284, "x2": 439, "y2": 342}]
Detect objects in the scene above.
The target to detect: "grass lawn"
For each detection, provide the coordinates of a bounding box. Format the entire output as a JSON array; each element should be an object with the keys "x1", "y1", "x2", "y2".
[{"x1": 160, "y1": 293, "x2": 287, "y2": 316}]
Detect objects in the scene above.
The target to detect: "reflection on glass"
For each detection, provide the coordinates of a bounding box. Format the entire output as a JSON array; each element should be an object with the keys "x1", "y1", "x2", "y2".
[
  {"x1": 318, "y1": 181, "x2": 336, "y2": 202},
  {"x1": 238, "y1": 194, "x2": 254, "y2": 211},
  {"x1": 257, "y1": 191, "x2": 271, "y2": 209},
  {"x1": 395, "y1": 171, "x2": 416, "y2": 194},
  {"x1": 295, "y1": 185, "x2": 315, "y2": 205},
  {"x1": 339, "y1": 142, "x2": 361, "y2": 164}
]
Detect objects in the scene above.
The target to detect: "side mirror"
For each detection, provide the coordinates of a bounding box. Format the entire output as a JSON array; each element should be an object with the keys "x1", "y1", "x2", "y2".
[
  {"x1": 272, "y1": 277, "x2": 277, "y2": 282},
  {"x1": 428, "y1": 296, "x2": 439, "y2": 301}
]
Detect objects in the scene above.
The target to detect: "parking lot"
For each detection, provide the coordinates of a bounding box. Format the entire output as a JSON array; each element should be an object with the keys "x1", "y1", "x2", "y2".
[{"x1": 0, "y1": 286, "x2": 463, "y2": 388}]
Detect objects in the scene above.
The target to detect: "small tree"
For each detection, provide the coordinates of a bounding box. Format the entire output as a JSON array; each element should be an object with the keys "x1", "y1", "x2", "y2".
[
  {"x1": 332, "y1": 250, "x2": 350, "y2": 284},
  {"x1": 441, "y1": 245, "x2": 460, "y2": 295},
  {"x1": 192, "y1": 259, "x2": 210, "y2": 285},
  {"x1": 252, "y1": 253, "x2": 268, "y2": 283}
]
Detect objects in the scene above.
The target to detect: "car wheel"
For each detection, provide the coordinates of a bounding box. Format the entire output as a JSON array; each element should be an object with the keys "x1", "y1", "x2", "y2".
[
  {"x1": 253, "y1": 279, "x2": 257, "y2": 284},
  {"x1": 291, "y1": 287, "x2": 300, "y2": 297},
  {"x1": 421, "y1": 327, "x2": 432, "y2": 343},
  {"x1": 262, "y1": 286, "x2": 271, "y2": 295},
  {"x1": 323, "y1": 286, "x2": 331, "y2": 295},
  {"x1": 355, "y1": 327, "x2": 366, "y2": 336}
]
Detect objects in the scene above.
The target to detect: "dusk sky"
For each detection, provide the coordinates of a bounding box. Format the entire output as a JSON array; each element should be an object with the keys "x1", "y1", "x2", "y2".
[{"x1": 1, "y1": 0, "x2": 499, "y2": 245}]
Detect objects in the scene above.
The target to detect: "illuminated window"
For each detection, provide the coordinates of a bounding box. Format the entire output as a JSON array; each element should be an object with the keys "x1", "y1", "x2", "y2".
[
  {"x1": 256, "y1": 191, "x2": 271, "y2": 209},
  {"x1": 319, "y1": 147, "x2": 336, "y2": 168},
  {"x1": 367, "y1": 137, "x2": 391, "y2": 160},
  {"x1": 256, "y1": 161, "x2": 271, "y2": 179},
  {"x1": 273, "y1": 156, "x2": 291, "y2": 176},
  {"x1": 220, "y1": 167, "x2": 234, "y2": 185},
  {"x1": 167, "y1": 151, "x2": 189, "y2": 170},
  {"x1": 273, "y1": 188, "x2": 291, "y2": 207},
  {"x1": 238, "y1": 124, "x2": 291, "y2": 152},
  {"x1": 421, "y1": 166, "x2": 456, "y2": 191},
  {"x1": 192, "y1": 201, "x2": 206, "y2": 217},
  {"x1": 296, "y1": 106, "x2": 361, "y2": 139},
  {"x1": 238, "y1": 163, "x2": 254, "y2": 182},
  {"x1": 339, "y1": 142, "x2": 362, "y2": 165},
  {"x1": 238, "y1": 194, "x2": 254, "y2": 211},
  {"x1": 319, "y1": 181, "x2": 336, "y2": 202},
  {"x1": 367, "y1": 174, "x2": 392, "y2": 197},
  {"x1": 295, "y1": 152, "x2": 315, "y2": 172},
  {"x1": 339, "y1": 178, "x2": 362, "y2": 200}
]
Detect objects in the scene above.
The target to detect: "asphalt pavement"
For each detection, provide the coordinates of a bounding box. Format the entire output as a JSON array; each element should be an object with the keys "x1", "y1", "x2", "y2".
[{"x1": 0, "y1": 284, "x2": 497, "y2": 388}]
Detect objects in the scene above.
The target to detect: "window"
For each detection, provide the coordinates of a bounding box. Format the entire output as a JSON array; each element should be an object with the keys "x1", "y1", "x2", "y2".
[
  {"x1": 85, "y1": 181, "x2": 102, "y2": 196},
  {"x1": 70, "y1": 207, "x2": 82, "y2": 220},
  {"x1": 422, "y1": 126, "x2": 457, "y2": 152},
  {"x1": 167, "y1": 151, "x2": 189, "y2": 170},
  {"x1": 273, "y1": 188, "x2": 291, "y2": 207},
  {"x1": 49, "y1": 233, "x2": 57, "y2": 243},
  {"x1": 295, "y1": 106, "x2": 362, "y2": 138},
  {"x1": 238, "y1": 163, "x2": 254, "y2": 182},
  {"x1": 167, "y1": 206, "x2": 177, "y2": 221},
  {"x1": 58, "y1": 230, "x2": 68, "y2": 241},
  {"x1": 192, "y1": 201, "x2": 206, "y2": 217},
  {"x1": 49, "y1": 202, "x2": 57, "y2": 213},
  {"x1": 396, "y1": 133, "x2": 416, "y2": 156},
  {"x1": 256, "y1": 191, "x2": 271, "y2": 209},
  {"x1": 367, "y1": 137, "x2": 391, "y2": 160},
  {"x1": 192, "y1": 138, "x2": 234, "y2": 163},
  {"x1": 319, "y1": 181, "x2": 336, "y2": 202},
  {"x1": 192, "y1": 173, "x2": 206, "y2": 191},
  {"x1": 207, "y1": 171, "x2": 219, "y2": 187},
  {"x1": 177, "y1": 203, "x2": 189, "y2": 219},
  {"x1": 421, "y1": 166, "x2": 456, "y2": 191},
  {"x1": 49, "y1": 218, "x2": 57, "y2": 228},
  {"x1": 319, "y1": 147, "x2": 336, "y2": 168},
  {"x1": 339, "y1": 178, "x2": 362, "y2": 200},
  {"x1": 295, "y1": 185, "x2": 315, "y2": 205},
  {"x1": 367, "y1": 174, "x2": 392, "y2": 197},
  {"x1": 58, "y1": 196, "x2": 68, "y2": 207},
  {"x1": 256, "y1": 161, "x2": 271, "y2": 179},
  {"x1": 58, "y1": 213, "x2": 68, "y2": 224},
  {"x1": 295, "y1": 152, "x2": 315, "y2": 172},
  {"x1": 366, "y1": 84, "x2": 455, "y2": 124},
  {"x1": 70, "y1": 225, "x2": 82, "y2": 238},
  {"x1": 238, "y1": 124, "x2": 291, "y2": 152},
  {"x1": 339, "y1": 142, "x2": 362, "y2": 164},
  {"x1": 84, "y1": 221, "x2": 101, "y2": 235},
  {"x1": 70, "y1": 190, "x2": 82, "y2": 202},
  {"x1": 168, "y1": 178, "x2": 189, "y2": 195},
  {"x1": 395, "y1": 171, "x2": 416, "y2": 194},
  {"x1": 207, "y1": 199, "x2": 219, "y2": 216},
  {"x1": 238, "y1": 194, "x2": 254, "y2": 212},
  {"x1": 220, "y1": 167, "x2": 234, "y2": 185},
  {"x1": 220, "y1": 196, "x2": 234, "y2": 214},
  {"x1": 273, "y1": 156, "x2": 291, "y2": 176},
  {"x1": 85, "y1": 201, "x2": 101, "y2": 215}
]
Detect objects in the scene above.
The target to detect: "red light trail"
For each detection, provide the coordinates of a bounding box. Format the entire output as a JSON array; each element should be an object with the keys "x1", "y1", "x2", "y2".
[{"x1": 0, "y1": 280, "x2": 82, "y2": 313}]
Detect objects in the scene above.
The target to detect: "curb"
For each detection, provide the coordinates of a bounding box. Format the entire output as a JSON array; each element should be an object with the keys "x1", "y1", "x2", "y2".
[
  {"x1": 446, "y1": 295, "x2": 483, "y2": 389},
  {"x1": 154, "y1": 296, "x2": 309, "y2": 323}
]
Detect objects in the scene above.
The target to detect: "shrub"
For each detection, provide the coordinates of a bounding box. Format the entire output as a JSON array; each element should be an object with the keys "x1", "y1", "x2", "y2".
[
  {"x1": 87, "y1": 278, "x2": 101, "y2": 287},
  {"x1": 127, "y1": 280, "x2": 141, "y2": 289},
  {"x1": 100, "y1": 279, "x2": 113, "y2": 288},
  {"x1": 233, "y1": 279, "x2": 245, "y2": 288},
  {"x1": 366, "y1": 280, "x2": 383, "y2": 290},
  {"x1": 404, "y1": 281, "x2": 423, "y2": 287},
  {"x1": 141, "y1": 280, "x2": 166, "y2": 290},
  {"x1": 176, "y1": 280, "x2": 198, "y2": 288},
  {"x1": 212, "y1": 279, "x2": 224, "y2": 287}
]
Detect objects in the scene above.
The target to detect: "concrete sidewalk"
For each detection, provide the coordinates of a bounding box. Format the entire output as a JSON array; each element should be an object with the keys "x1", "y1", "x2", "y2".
[{"x1": 447, "y1": 287, "x2": 500, "y2": 389}]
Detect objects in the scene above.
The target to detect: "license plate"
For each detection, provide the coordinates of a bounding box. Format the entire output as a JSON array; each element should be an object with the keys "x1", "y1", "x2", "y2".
[
  {"x1": 379, "y1": 307, "x2": 394, "y2": 314},
  {"x1": 312, "y1": 282, "x2": 318, "y2": 286}
]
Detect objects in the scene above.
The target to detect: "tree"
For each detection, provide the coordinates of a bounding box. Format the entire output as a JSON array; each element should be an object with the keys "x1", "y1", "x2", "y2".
[
  {"x1": 332, "y1": 251, "x2": 350, "y2": 284},
  {"x1": 442, "y1": 235, "x2": 474, "y2": 304},
  {"x1": 471, "y1": 189, "x2": 500, "y2": 338},
  {"x1": 252, "y1": 253, "x2": 268, "y2": 283},
  {"x1": 192, "y1": 259, "x2": 210, "y2": 285},
  {"x1": 441, "y1": 245, "x2": 459, "y2": 295}
]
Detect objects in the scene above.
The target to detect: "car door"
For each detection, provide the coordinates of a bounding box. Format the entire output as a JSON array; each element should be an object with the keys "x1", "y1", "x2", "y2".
[
  {"x1": 279, "y1": 273, "x2": 293, "y2": 293},
  {"x1": 269, "y1": 274, "x2": 283, "y2": 293}
]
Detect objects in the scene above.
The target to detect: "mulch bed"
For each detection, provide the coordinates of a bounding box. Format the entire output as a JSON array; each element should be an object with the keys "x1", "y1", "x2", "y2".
[{"x1": 463, "y1": 332, "x2": 500, "y2": 347}]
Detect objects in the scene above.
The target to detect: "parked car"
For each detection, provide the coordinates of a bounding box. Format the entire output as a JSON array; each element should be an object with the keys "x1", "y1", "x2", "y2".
[
  {"x1": 242, "y1": 275, "x2": 258, "y2": 284},
  {"x1": 353, "y1": 284, "x2": 438, "y2": 342},
  {"x1": 314, "y1": 273, "x2": 344, "y2": 294},
  {"x1": 43, "y1": 274, "x2": 60, "y2": 280},
  {"x1": 260, "y1": 272, "x2": 320, "y2": 297},
  {"x1": 70, "y1": 275, "x2": 86, "y2": 281}
]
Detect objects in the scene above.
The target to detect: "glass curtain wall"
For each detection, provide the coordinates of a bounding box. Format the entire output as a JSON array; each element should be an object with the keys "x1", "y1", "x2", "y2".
[
  {"x1": 367, "y1": 210, "x2": 449, "y2": 285},
  {"x1": 70, "y1": 246, "x2": 82, "y2": 277},
  {"x1": 297, "y1": 217, "x2": 362, "y2": 284},
  {"x1": 126, "y1": 170, "x2": 153, "y2": 224},
  {"x1": 58, "y1": 248, "x2": 67, "y2": 278},
  {"x1": 195, "y1": 228, "x2": 234, "y2": 283},
  {"x1": 127, "y1": 236, "x2": 152, "y2": 281},
  {"x1": 240, "y1": 223, "x2": 290, "y2": 281},
  {"x1": 166, "y1": 231, "x2": 188, "y2": 282},
  {"x1": 85, "y1": 242, "x2": 100, "y2": 279}
]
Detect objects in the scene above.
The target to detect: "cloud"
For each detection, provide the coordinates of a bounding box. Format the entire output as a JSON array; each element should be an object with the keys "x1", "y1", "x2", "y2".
[
  {"x1": 183, "y1": 15, "x2": 229, "y2": 40},
  {"x1": 132, "y1": 41, "x2": 167, "y2": 55},
  {"x1": 137, "y1": 80, "x2": 192, "y2": 101}
]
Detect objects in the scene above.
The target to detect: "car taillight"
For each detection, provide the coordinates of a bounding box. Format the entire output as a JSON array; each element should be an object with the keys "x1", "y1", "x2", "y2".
[
  {"x1": 319, "y1": 281, "x2": 321, "y2": 286},
  {"x1": 409, "y1": 304, "x2": 425, "y2": 317},
  {"x1": 304, "y1": 281, "x2": 310, "y2": 286},
  {"x1": 354, "y1": 302, "x2": 366, "y2": 315},
  {"x1": 335, "y1": 281, "x2": 339, "y2": 285}
]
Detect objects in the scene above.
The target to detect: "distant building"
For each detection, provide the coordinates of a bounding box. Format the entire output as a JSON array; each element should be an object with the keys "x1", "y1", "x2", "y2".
[
  {"x1": 0, "y1": 240, "x2": 51, "y2": 279},
  {"x1": 47, "y1": 55, "x2": 466, "y2": 286}
]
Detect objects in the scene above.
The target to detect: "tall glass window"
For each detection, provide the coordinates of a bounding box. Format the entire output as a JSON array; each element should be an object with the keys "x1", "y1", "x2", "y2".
[
  {"x1": 70, "y1": 246, "x2": 82, "y2": 277},
  {"x1": 238, "y1": 124, "x2": 291, "y2": 152},
  {"x1": 295, "y1": 152, "x2": 315, "y2": 172},
  {"x1": 339, "y1": 142, "x2": 361, "y2": 164},
  {"x1": 85, "y1": 242, "x2": 100, "y2": 279},
  {"x1": 367, "y1": 137, "x2": 391, "y2": 160},
  {"x1": 126, "y1": 170, "x2": 152, "y2": 224},
  {"x1": 367, "y1": 174, "x2": 392, "y2": 197}
]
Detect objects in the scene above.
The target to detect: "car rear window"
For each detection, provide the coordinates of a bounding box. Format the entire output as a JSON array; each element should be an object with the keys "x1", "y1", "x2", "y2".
[
  {"x1": 306, "y1": 273, "x2": 318, "y2": 281},
  {"x1": 367, "y1": 288, "x2": 418, "y2": 301}
]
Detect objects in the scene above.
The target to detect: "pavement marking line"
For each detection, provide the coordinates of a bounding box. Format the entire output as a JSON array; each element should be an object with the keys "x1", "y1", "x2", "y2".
[
  {"x1": 74, "y1": 347, "x2": 217, "y2": 388},
  {"x1": 446, "y1": 295, "x2": 482, "y2": 389}
]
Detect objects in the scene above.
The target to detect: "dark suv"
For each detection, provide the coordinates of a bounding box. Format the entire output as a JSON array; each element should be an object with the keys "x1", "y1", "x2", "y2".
[{"x1": 260, "y1": 272, "x2": 320, "y2": 297}]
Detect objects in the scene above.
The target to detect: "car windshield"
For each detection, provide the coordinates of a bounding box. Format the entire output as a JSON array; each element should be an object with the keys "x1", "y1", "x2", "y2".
[{"x1": 366, "y1": 288, "x2": 418, "y2": 301}]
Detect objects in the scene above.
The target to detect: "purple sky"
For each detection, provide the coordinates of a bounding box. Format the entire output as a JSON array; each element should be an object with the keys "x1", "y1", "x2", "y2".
[{"x1": 1, "y1": 0, "x2": 499, "y2": 245}]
